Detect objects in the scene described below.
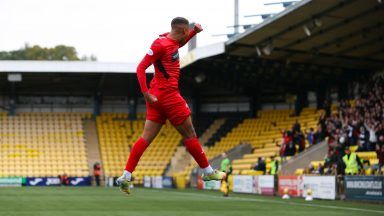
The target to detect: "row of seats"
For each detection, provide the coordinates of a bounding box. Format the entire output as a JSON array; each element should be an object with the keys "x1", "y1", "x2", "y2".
[
  {"x1": 97, "y1": 113, "x2": 182, "y2": 185},
  {"x1": 232, "y1": 108, "x2": 320, "y2": 174},
  {"x1": 179, "y1": 108, "x2": 320, "y2": 177},
  {"x1": 0, "y1": 112, "x2": 90, "y2": 177}
]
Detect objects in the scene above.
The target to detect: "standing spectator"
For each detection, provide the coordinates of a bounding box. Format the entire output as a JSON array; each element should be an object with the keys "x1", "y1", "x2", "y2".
[
  {"x1": 269, "y1": 156, "x2": 279, "y2": 175},
  {"x1": 306, "y1": 128, "x2": 314, "y2": 146},
  {"x1": 356, "y1": 126, "x2": 369, "y2": 152},
  {"x1": 60, "y1": 174, "x2": 69, "y2": 186},
  {"x1": 366, "y1": 122, "x2": 377, "y2": 151},
  {"x1": 292, "y1": 120, "x2": 301, "y2": 134},
  {"x1": 313, "y1": 124, "x2": 325, "y2": 144},
  {"x1": 378, "y1": 135, "x2": 384, "y2": 147},
  {"x1": 93, "y1": 162, "x2": 102, "y2": 186},
  {"x1": 284, "y1": 132, "x2": 296, "y2": 157},
  {"x1": 298, "y1": 131, "x2": 306, "y2": 152},
  {"x1": 324, "y1": 99, "x2": 331, "y2": 117},
  {"x1": 342, "y1": 147, "x2": 364, "y2": 175},
  {"x1": 376, "y1": 144, "x2": 384, "y2": 175}
]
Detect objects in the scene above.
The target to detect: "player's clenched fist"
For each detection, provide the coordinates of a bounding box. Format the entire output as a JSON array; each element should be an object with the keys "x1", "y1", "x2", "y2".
[{"x1": 194, "y1": 23, "x2": 203, "y2": 33}]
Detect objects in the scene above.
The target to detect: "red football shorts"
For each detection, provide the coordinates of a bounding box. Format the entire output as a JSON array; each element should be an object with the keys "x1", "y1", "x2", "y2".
[{"x1": 145, "y1": 88, "x2": 191, "y2": 125}]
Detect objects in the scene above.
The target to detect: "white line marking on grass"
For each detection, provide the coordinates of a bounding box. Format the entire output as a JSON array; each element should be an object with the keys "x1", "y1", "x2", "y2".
[{"x1": 153, "y1": 190, "x2": 384, "y2": 214}]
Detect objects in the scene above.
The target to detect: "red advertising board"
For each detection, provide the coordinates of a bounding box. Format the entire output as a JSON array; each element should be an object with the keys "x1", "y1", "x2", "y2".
[{"x1": 278, "y1": 176, "x2": 303, "y2": 197}]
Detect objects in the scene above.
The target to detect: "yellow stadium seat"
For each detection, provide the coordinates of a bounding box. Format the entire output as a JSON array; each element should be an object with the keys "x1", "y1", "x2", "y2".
[{"x1": 0, "y1": 112, "x2": 90, "y2": 177}]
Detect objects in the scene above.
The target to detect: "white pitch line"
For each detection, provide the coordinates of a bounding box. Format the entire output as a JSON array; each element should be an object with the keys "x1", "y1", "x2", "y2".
[{"x1": 153, "y1": 189, "x2": 384, "y2": 214}]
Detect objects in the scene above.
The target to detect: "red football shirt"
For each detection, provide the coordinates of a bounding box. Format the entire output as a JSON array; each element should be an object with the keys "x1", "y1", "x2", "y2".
[{"x1": 136, "y1": 29, "x2": 197, "y2": 93}]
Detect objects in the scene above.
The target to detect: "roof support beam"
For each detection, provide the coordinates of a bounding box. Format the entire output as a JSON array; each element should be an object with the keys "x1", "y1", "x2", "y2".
[
  {"x1": 281, "y1": 4, "x2": 383, "y2": 49},
  {"x1": 227, "y1": 0, "x2": 357, "y2": 53}
]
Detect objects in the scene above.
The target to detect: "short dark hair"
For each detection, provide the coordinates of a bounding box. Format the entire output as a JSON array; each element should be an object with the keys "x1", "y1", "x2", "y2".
[{"x1": 171, "y1": 17, "x2": 189, "y2": 27}]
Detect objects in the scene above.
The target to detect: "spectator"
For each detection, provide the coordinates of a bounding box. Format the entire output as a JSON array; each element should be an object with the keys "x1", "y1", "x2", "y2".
[
  {"x1": 365, "y1": 122, "x2": 377, "y2": 150},
  {"x1": 376, "y1": 144, "x2": 384, "y2": 175},
  {"x1": 304, "y1": 164, "x2": 315, "y2": 175},
  {"x1": 269, "y1": 156, "x2": 279, "y2": 175},
  {"x1": 342, "y1": 147, "x2": 364, "y2": 175},
  {"x1": 306, "y1": 128, "x2": 314, "y2": 146},
  {"x1": 60, "y1": 174, "x2": 69, "y2": 186},
  {"x1": 356, "y1": 126, "x2": 369, "y2": 152},
  {"x1": 93, "y1": 162, "x2": 101, "y2": 186},
  {"x1": 253, "y1": 157, "x2": 266, "y2": 174},
  {"x1": 313, "y1": 124, "x2": 325, "y2": 144},
  {"x1": 292, "y1": 120, "x2": 301, "y2": 133},
  {"x1": 324, "y1": 99, "x2": 331, "y2": 117},
  {"x1": 317, "y1": 163, "x2": 324, "y2": 175},
  {"x1": 378, "y1": 135, "x2": 384, "y2": 147},
  {"x1": 293, "y1": 131, "x2": 305, "y2": 153}
]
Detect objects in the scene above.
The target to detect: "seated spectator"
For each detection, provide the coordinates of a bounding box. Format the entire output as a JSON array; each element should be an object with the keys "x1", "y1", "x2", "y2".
[
  {"x1": 304, "y1": 164, "x2": 314, "y2": 175},
  {"x1": 317, "y1": 163, "x2": 324, "y2": 175},
  {"x1": 253, "y1": 157, "x2": 266, "y2": 174}
]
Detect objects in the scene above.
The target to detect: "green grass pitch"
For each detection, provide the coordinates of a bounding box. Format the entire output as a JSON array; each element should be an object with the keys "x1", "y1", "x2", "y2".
[{"x1": 0, "y1": 187, "x2": 383, "y2": 216}]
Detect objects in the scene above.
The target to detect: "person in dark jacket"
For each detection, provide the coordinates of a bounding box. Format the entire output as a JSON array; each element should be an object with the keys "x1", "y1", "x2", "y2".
[{"x1": 253, "y1": 157, "x2": 266, "y2": 174}]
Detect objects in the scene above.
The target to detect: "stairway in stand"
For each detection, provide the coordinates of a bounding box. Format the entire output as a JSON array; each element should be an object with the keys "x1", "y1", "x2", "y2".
[
  {"x1": 167, "y1": 118, "x2": 227, "y2": 177},
  {"x1": 84, "y1": 119, "x2": 104, "y2": 186},
  {"x1": 199, "y1": 118, "x2": 226, "y2": 146},
  {"x1": 165, "y1": 147, "x2": 192, "y2": 176}
]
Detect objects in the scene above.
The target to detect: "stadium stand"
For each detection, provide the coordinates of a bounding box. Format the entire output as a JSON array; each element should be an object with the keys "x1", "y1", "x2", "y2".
[
  {"x1": 96, "y1": 113, "x2": 182, "y2": 184},
  {"x1": 179, "y1": 109, "x2": 320, "y2": 177},
  {"x1": 180, "y1": 118, "x2": 243, "y2": 177},
  {"x1": 231, "y1": 108, "x2": 321, "y2": 175},
  {"x1": 205, "y1": 118, "x2": 243, "y2": 147},
  {"x1": 295, "y1": 76, "x2": 384, "y2": 176},
  {"x1": 198, "y1": 118, "x2": 226, "y2": 146},
  {"x1": 0, "y1": 112, "x2": 90, "y2": 177}
]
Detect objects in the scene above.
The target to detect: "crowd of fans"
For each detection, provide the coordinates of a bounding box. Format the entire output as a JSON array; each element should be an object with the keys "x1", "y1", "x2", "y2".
[
  {"x1": 250, "y1": 75, "x2": 383, "y2": 176},
  {"x1": 277, "y1": 120, "x2": 307, "y2": 158},
  {"x1": 304, "y1": 75, "x2": 384, "y2": 175}
]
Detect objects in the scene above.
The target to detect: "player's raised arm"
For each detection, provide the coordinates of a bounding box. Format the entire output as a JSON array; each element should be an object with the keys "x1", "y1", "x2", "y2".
[
  {"x1": 136, "y1": 41, "x2": 164, "y2": 102},
  {"x1": 179, "y1": 23, "x2": 203, "y2": 47}
]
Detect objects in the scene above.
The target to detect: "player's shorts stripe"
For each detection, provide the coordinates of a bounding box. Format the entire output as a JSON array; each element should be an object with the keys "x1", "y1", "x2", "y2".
[{"x1": 155, "y1": 60, "x2": 170, "y2": 79}]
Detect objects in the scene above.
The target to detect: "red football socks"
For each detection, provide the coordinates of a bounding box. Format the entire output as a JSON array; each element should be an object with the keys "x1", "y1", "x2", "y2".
[
  {"x1": 125, "y1": 137, "x2": 149, "y2": 172},
  {"x1": 184, "y1": 137, "x2": 209, "y2": 169}
]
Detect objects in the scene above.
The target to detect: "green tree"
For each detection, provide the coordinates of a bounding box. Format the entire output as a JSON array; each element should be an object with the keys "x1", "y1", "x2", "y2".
[{"x1": 0, "y1": 44, "x2": 96, "y2": 61}]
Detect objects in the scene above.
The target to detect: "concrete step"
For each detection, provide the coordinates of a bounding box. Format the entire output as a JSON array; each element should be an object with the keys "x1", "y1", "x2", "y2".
[{"x1": 84, "y1": 119, "x2": 104, "y2": 186}]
